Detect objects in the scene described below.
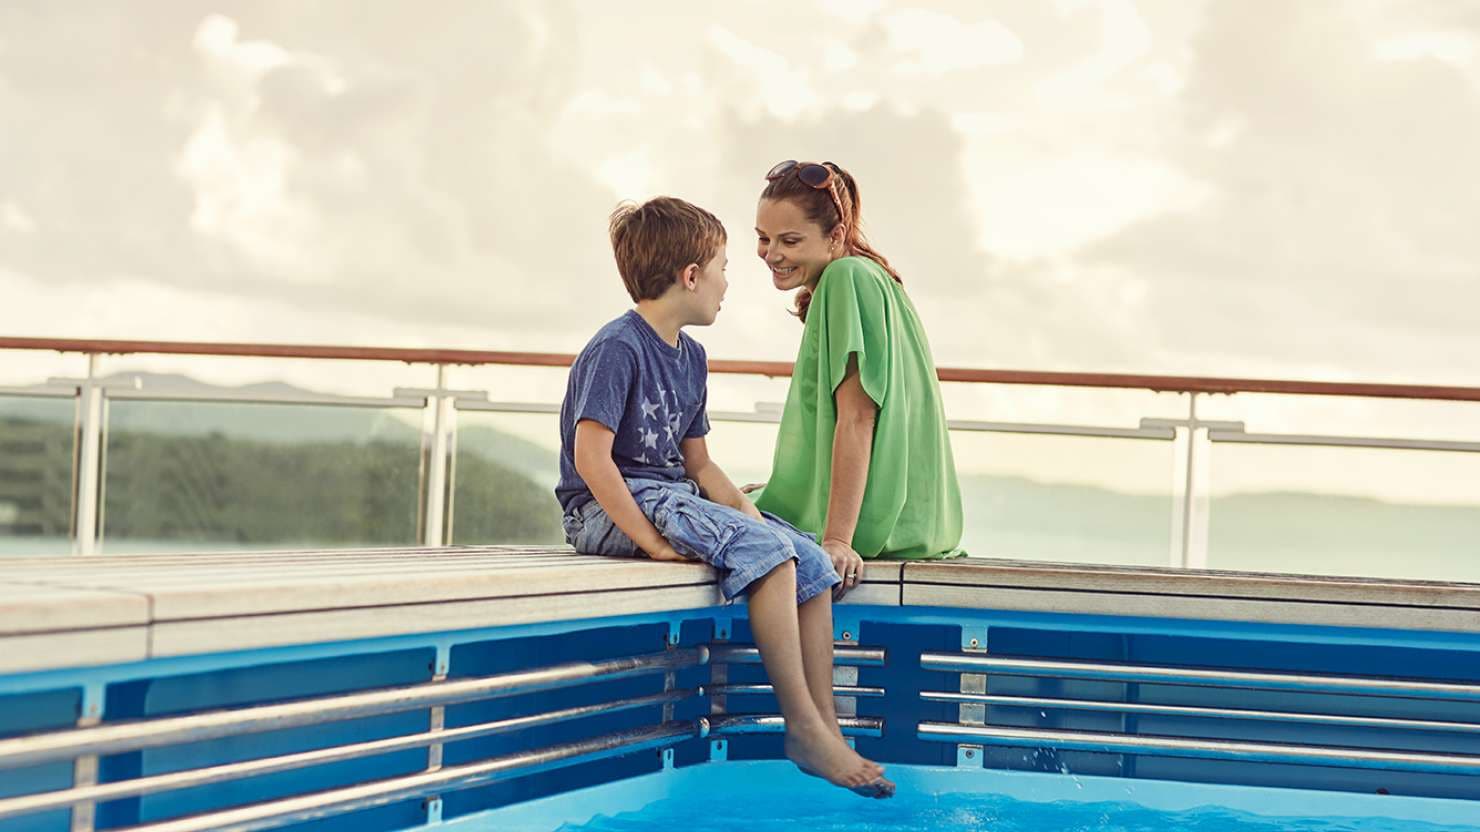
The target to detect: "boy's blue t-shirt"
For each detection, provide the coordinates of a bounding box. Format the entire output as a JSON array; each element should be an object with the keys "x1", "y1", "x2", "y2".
[{"x1": 556, "y1": 310, "x2": 711, "y2": 513}]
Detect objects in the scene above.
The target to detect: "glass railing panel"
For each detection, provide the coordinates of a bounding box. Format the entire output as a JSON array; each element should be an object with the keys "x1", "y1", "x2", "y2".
[
  {"x1": 451, "y1": 409, "x2": 564, "y2": 545},
  {"x1": 699, "y1": 417, "x2": 782, "y2": 493},
  {"x1": 449, "y1": 409, "x2": 783, "y2": 546},
  {"x1": 0, "y1": 348, "x2": 91, "y2": 388},
  {"x1": 100, "y1": 398, "x2": 423, "y2": 553},
  {"x1": 0, "y1": 394, "x2": 76, "y2": 556},
  {"x1": 948, "y1": 429, "x2": 1175, "y2": 566},
  {"x1": 940, "y1": 383, "x2": 1191, "y2": 429},
  {"x1": 1206, "y1": 441, "x2": 1480, "y2": 581},
  {"x1": 1197, "y1": 392, "x2": 1480, "y2": 444}
]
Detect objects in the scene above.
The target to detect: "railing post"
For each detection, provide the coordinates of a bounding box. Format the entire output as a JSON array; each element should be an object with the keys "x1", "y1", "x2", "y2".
[
  {"x1": 423, "y1": 366, "x2": 453, "y2": 547},
  {"x1": 72, "y1": 356, "x2": 105, "y2": 556},
  {"x1": 403, "y1": 366, "x2": 471, "y2": 548},
  {"x1": 69, "y1": 683, "x2": 104, "y2": 832},
  {"x1": 956, "y1": 625, "x2": 988, "y2": 768},
  {"x1": 1167, "y1": 393, "x2": 1212, "y2": 569}
]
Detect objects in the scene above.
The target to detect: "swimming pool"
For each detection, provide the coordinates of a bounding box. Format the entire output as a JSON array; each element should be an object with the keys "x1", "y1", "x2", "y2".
[
  {"x1": 453, "y1": 762, "x2": 1480, "y2": 831},
  {"x1": 3, "y1": 550, "x2": 1480, "y2": 831}
]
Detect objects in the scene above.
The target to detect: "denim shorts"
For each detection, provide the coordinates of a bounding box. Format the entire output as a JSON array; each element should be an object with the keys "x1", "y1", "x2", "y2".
[{"x1": 562, "y1": 477, "x2": 840, "y2": 604}]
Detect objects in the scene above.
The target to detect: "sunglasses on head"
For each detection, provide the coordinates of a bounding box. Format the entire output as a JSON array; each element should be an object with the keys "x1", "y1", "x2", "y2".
[{"x1": 765, "y1": 160, "x2": 835, "y2": 189}]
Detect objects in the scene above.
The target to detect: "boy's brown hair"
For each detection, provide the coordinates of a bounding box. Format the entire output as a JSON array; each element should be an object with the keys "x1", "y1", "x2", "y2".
[{"x1": 608, "y1": 197, "x2": 727, "y2": 302}]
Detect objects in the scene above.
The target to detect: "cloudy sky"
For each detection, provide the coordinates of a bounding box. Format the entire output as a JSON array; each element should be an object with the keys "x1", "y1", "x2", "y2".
[{"x1": 2, "y1": 0, "x2": 1478, "y2": 500}]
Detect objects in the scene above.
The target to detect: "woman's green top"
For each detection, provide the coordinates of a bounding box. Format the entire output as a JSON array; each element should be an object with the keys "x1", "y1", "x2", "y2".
[{"x1": 754, "y1": 256, "x2": 964, "y2": 559}]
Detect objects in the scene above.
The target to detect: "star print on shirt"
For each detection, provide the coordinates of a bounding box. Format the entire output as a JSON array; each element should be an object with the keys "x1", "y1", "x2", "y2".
[
  {"x1": 640, "y1": 398, "x2": 660, "y2": 420},
  {"x1": 664, "y1": 424, "x2": 675, "y2": 442},
  {"x1": 642, "y1": 428, "x2": 659, "y2": 449}
]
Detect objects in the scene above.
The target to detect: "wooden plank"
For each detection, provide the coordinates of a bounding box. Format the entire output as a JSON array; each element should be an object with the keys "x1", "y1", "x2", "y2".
[
  {"x1": 838, "y1": 584, "x2": 900, "y2": 606},
  {"x1": 0, "y1": 583, "x2": 148, "y2": 635},
  {"x1": 129, "y1": 563, "x2": 717, "y2": 620},
  {"x1": 0, "y1": 628, "x2": 149, "y2": 673},
  {"x1": 902, "y1": 559, "x2": 1480, "y2": 611},
  {"x1": 901, "y1": 584, "x2": 1480, "y2": 633},
  {"x1": 150, "y1": 585, "x2": 726, "y2": 655},
  {"x1": 0, "y1": 555, "x2": 606, "y2": 585},
  {"x1": 856, "y1": 562, "x2": 903, "y2": 581}
]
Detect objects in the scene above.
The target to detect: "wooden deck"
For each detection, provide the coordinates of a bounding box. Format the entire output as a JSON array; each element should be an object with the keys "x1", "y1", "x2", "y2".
[{"x1": 5, "y1": 547, "x2": 1480, "y2": 674}]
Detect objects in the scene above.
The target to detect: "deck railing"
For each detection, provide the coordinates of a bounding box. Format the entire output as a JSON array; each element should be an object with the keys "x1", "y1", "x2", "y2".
[{"x1": 1, "y1": 336, "x2": 1477, "y2": 571}]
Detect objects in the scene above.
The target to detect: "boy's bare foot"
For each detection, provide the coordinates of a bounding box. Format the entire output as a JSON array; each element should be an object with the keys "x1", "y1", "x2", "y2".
[{"x1": 784, "y1": 722, "x2": 896, "y2": 799}]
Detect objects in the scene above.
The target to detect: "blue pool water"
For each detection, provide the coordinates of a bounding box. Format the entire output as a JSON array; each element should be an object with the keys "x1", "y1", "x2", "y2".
[
  {"x1": 449, "y1": 762, "x2": 1480, "y2": 832},
  {"x1": 559, "y1": 792, "x2": 1480, "y2": 831}
]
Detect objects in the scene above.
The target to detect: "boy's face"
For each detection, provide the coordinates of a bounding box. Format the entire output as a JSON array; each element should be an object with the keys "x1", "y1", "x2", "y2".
[{"x1": 688, "y1": 248, "x2": 728, "y2": 326}]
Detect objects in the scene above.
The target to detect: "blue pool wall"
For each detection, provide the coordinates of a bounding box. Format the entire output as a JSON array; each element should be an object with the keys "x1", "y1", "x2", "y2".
[{"x1": 4, "y1": 605, "x2": 1480, "y2": 831}]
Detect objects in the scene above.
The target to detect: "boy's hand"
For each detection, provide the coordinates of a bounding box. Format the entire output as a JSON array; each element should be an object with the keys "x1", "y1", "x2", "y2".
[
  {"x1": 647, "y1": 543, "x2": 692, "y2": 562},
  {"x1": 739, "y1": 482, "x2": 766, "y2": 494},
  {"x1": 822, "y1": 537, "x2": 865, "y2": 601}
]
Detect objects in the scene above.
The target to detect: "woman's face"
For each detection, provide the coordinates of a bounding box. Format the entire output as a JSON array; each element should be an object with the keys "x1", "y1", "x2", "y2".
[{"x1": 755, "y1": 197, "x2": 842, "y2": 292}]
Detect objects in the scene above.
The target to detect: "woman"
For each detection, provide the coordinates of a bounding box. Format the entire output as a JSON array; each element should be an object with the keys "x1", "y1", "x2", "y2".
[{"x1": 751, "y1": 160, "x2": 964, "y2": 598}]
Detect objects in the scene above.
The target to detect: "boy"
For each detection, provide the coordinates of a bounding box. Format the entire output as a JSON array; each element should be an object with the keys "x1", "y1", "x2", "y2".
[{"x1": 554, "y1": 196, "x2": 894, "y2": 798}]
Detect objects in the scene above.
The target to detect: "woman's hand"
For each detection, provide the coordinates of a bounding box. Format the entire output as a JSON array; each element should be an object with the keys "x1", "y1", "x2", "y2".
[
  {"x1": 822, "y1": 537, "x2": 864, "y2": 601},
  {"x1": 739, "y1": 482, "x2": 766, "y2": 494}
]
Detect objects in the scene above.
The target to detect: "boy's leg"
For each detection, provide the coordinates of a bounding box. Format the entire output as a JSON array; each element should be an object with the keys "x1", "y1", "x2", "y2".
[
  {"x1": 638, "y1": 492, "x2": 891, "y2": 796},
  {"x1": 798, "y1": 593, "x2": 843, "y2": 738},
  {"x1": 746, "y1": 559, "x2": 890, "y2": 796},
  {"x1": 763, "y1": 512, "x2": 845, "y2": 736}
]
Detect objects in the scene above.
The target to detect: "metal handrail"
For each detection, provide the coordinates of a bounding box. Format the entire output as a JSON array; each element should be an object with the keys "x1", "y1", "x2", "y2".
[
  {"x1": 6, "y1": 336, "x2": 1479, "y2": 401},
  {"x1": 709, "y1": 684, "x2": 886, "y2": 698},
  {"x1": 122, "y1": 720, "x2": 706, "y2": 832},
  {"x1": 1209, "y1": 428, "x2": 1480, "y2": 454},
  {"x1": 0, "y1": 648, "x2": 707, "y2": 770},
  {"x1": 7, "y1": 337, "x2": 1477, "y2": 566},
  {"x1": 919, "y1": 723, "x2": 1480, "y2": 775},
  {"x1": 920, "y1": 691, "x2": 1480, "y2": 734},
  {"x1": 710, "y1": 715, "x2": 884, "y2": 739},
  {"x1": 919, "y1": 653, "x2": 1480, "y2": 701},
  {"x1": 102, "y1": 387, "x2": 428, "y2": 409},
  {"x1": 0, "y1": 689, "x2": 698, "y2": 821},
  {"x1": 711, "y1": 645, "x2": 886, "y2": 666}
]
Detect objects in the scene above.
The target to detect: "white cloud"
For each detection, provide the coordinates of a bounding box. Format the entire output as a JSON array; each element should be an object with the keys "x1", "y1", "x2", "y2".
[
  {"x1": 706, "y1": 25, "x2": 819, "y2": 119},
  {"x1": 1204, "y1": 114, "x2": 1246, "y2": 150},
  {"x1": 969, "y1": 152, "x2": 1211, "y2": 259},
  {"x1": 881, "y1": 9, "x2": 1024, "y2": 75},
  {"x1": 192, "y1": 14, "x2": 292, "y2": 75},
  {"x1": 1035, "y1": 0, "x2": 1153, "y2": 104},
  {"x1": 1, "y1": 202, "x2": 36, "y2": 234},
  {"x1": 639, "y1": 67, "x2": 674, "y2": 97},
  {"x1": 823, "y1": 39, "x2": 860, "y2": 73},
  {"x1": 564, "y1": 90, "x2": 641, "y2": 117},
  {"x1": 1375, "y1": 31, "x2": 1476, "y2": 68},
  {"x1": 595, "y1": 147, "x2": 656, "y2": 199},
  {"x1": 177, "y1": 105, "x2": 317, "y2": 274},
  {"x1": 818, "y1": 0, "x2": 886, "y2": 24}
]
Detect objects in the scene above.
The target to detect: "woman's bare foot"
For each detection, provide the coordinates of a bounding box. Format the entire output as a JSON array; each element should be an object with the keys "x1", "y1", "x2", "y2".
[{"x1": 784, "y1": 722, "x2": 895, "y2": 798}]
